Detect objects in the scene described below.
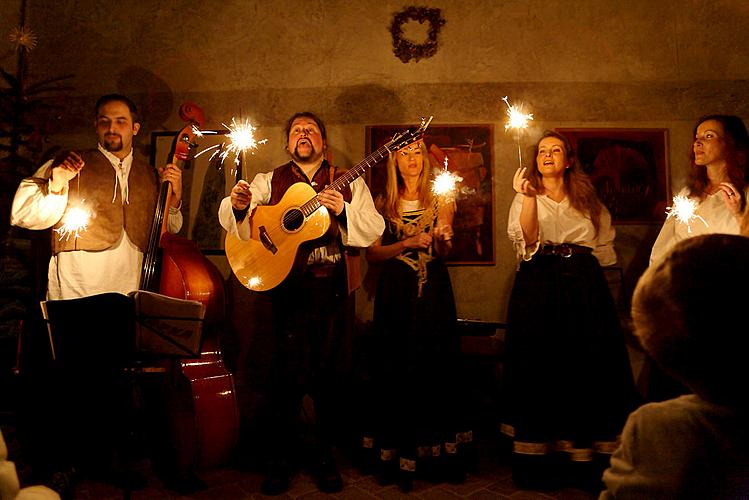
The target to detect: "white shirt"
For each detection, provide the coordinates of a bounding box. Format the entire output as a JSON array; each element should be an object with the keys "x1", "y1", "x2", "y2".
[
  {"x1": 650, "y1": 187, "x2": 742, "y2": 266},
  {"x1": 10, "y1": 145, "x2": 183, "y2": 299},
  {"x1": 218, "y1": 167, "x2": 385, "y2": 264},
  {"x1": 507, "y1": 192, "x2": 617, "y2": 266}
]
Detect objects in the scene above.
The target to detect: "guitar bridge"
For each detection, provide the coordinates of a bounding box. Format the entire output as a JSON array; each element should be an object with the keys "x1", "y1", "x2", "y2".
[{"x1": 259, "y1": 226, "x2": 278, "y2": 254}]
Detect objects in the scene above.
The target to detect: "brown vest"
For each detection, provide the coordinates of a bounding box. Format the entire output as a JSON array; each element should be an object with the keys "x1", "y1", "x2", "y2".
[
  {"x1": 50, "y1": 149, "x2": 158, "y2": 254},
  {"x1": 269, "y1": 160, "x2": 352, "y2": 205}
]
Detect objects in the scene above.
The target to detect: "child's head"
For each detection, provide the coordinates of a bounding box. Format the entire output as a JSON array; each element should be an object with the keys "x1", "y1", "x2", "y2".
[{"x1": 632, "y1": 234, "x2": 749, "y2": 409}]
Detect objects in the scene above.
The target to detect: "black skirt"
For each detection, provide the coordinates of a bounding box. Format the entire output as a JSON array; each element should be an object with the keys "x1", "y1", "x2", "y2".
[
  {"x1": 501, "y1": 251, "x2": 638, "y2": 487},
  {"x1": 361, "y1": 256, "x2": 470, "y2": 479}
]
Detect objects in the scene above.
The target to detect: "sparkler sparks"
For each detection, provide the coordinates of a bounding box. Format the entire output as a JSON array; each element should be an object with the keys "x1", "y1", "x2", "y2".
[
  {"x1": 502, "y1": 96, "x2": 533, "y2": 131},
  {"x1": 501, "y1": 96, "x2": 534, "y2": 169},
  {"x1": 666, "y1": 194, "x2": 708, "y2": 234},
  {"x1": 54, "y1": 202, "x2": 93, "y2": 241},
  {"x1": 191, "y1": 125, "x2": 218, "y2": 138},
  {"x1": 196, "y1": 117, "x2": 267, "y2": 170},
  {"x1": 432, "y1": 157, "x2": 462, "y2": 205},
  {"x1": 247, "y1": 276, "x2": 263, "y2": 290}
]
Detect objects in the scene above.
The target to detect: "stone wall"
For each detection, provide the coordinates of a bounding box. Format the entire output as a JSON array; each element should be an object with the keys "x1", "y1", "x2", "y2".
[{"x1": 2, "y1": 0, "x2": 748, "y2": 322}]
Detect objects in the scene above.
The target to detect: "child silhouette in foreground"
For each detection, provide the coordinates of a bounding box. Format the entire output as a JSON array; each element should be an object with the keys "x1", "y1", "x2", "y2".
[{"x1": 600, "y1": 234, "x2": 749, "y2": 498}]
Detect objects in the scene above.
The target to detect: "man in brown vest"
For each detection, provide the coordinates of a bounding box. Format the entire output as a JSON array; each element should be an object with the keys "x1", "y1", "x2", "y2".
[
  {"x1": 10, "y1": 94, "x2": 185, "y2": 497},
  {"x1": 11, "y1": 93, "x2": 183, "y2": 299},
  {"x1": 219, "y1": 111, "x2": 385, "y2": 495}
]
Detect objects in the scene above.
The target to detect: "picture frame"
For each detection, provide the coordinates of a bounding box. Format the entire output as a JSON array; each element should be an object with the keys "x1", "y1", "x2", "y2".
[
  {"x1": 366, "y1": 124, "x2": 495, "y2": 265},
  {"x1": 555, "y1": 128, "x2": 670, "y2": 224}
]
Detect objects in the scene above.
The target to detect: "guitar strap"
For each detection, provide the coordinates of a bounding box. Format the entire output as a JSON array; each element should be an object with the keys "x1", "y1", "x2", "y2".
[{"x1": 330, "y1": 164, "x2": 362, "y2": 295}]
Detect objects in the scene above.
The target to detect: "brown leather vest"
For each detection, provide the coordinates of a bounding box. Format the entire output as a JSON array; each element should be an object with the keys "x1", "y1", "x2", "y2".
[
  {"x1": 50, "y1": 149, "x2": 158, "y2": 254},
  {"x1": 269, "y1": 160, "x2": 352, "y2": 205}
]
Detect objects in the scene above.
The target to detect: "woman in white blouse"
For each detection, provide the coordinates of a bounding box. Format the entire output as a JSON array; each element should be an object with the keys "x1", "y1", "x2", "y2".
[
  {"x1": 646, "y1": 115, "x2": 749, "y2": 403},
  {"x1": 501, "y1": 131, "x2": 638, "y2": 491},
  {"x1": 650, "y1": 115, "x2": 749, "y2": 266}
]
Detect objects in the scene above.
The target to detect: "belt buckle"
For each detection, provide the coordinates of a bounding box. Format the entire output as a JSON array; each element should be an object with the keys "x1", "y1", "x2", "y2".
[{"x1": 558, "y1": 244, "x2": 573, "y2": 258}]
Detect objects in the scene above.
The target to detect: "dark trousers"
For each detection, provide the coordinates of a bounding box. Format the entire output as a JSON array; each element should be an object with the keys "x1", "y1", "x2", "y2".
[{"x1": 233, "y1": 266, "x2": 353, "y2": 466}]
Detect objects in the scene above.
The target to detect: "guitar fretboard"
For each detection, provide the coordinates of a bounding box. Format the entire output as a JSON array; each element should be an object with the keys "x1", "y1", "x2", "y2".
[{"x1": 299, "y1": 137, "x2": 413, "y2": 217}]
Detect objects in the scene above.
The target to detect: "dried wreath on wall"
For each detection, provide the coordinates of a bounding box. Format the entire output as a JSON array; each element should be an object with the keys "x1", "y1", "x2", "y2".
[{"x1": 390, "y1": 6, "x2": 446, "y2": 63}]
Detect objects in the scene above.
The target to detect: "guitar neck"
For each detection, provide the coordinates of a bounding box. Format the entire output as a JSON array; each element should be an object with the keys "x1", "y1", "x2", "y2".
[{"x1": 300, "y1": 143, "x2": 394, "y2": 217}]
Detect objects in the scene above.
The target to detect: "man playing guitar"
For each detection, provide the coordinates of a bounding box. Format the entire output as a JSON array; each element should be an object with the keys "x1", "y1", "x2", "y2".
[{"x1": 218, "y1": 111, "x2": 384, "y2": 495}]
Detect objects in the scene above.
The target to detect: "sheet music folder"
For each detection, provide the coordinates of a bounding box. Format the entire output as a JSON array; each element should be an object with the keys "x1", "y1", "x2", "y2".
[{"x1": 41, "y1": 291, "x2": 206, "y2": 364}]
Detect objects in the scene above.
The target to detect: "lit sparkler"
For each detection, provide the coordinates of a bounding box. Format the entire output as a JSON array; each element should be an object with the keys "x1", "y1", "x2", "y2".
[
  {"x1": 191, "y1": 125, "x2": 219, "y2": 139},
  {"x1": 432, "y1": 157, "x2": 462, "y2": 205},
  {"x1": 666, "y1": 194, "x2": 708, "y2": 234},
  {"x1": 196, "y1": 117, "x2": 267, "y2": 175},
  {"x1": 54, "y1": 201, "x2": 93, "y2": 241},
  {"x1": 247, "y1": 276, "x2": 263, "y2": 290},
  {"x1": 502, "y1": 96, "x2": 534, "y2": 168}
]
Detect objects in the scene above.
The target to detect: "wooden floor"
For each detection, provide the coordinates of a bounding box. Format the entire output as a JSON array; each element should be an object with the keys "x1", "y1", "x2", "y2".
[
  {"x1": 63, "y1": 443, "x2": 599, "y2": 500},
  {"x1": 2, "y1": 420, "x2": 599, "y2": 499}
]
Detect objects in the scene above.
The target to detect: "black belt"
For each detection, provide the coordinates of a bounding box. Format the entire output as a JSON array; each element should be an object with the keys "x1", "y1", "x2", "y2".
[{"x1": 539, "y1": 244, "x2": 592, "y2": 258}]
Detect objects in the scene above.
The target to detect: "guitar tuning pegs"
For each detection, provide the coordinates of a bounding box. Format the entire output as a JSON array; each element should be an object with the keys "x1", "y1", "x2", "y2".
[{"x1": 420, "y1": 116, "x2": 434, "y2": 129}]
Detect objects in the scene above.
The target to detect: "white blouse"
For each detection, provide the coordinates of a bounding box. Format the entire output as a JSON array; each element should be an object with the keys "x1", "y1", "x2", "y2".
[
  {"x1": 650, "y1": 187, "x2": 743, "y2": 266},
  {"x1": 507, "y1": 193, "x2": 617, "y2": 266}
]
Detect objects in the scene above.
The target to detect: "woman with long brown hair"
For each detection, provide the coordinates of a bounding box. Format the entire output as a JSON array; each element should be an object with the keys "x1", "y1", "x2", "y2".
[
  {"x1": 359, "y1": 140, "x2": 469, "y2": 492},
  {"x1": 646, "y1": 115, "x2": 749, "y2": 403},
  {"x1": 502, "y1": 131, "x2": 638, "y2": 491},
  {"x1": 650, "y1": 115, "x2": 749, "y2": 265}
]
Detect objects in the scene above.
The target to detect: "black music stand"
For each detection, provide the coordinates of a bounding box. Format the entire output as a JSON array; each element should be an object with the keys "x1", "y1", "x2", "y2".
[
  {"x1": 40, "y1": 292, "x2": 205, "y2": 498},
  {"x1": 41, "y1": 291, "x2": 205, "y2": 363}
]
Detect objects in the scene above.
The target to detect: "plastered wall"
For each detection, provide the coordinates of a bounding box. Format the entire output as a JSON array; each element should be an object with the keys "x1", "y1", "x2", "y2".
[{"x1": 2, "y1": 0, "x2": 748, "y2": 322}]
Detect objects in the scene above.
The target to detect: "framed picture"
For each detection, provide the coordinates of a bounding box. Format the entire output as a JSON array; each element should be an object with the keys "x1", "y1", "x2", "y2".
[
  {"x1": 150, "y1": 130, "x2": 234, "y2": 251},
  {"x1": 555, "y1": 128, "x2": 670, "y2": 224},
  {"x1": 366, "y1": 124, "x2": 495, "y2": 265}
]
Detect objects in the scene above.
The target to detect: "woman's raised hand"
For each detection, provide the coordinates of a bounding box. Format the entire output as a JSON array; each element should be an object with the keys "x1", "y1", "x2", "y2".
[
  {"x1": 717, "y1": 182, "x2": 743, "y2": 216},
  {"x1": 513, "y1": 167, "x2": 537, "y2": 196},
  {"x1": 433, "y1": 224, "x2": 453, "y2": 242}
]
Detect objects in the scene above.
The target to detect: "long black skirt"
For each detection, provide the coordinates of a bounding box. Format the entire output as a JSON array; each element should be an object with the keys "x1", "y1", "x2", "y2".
[
  {"x1": 359, "y1": 258, "x2": 471, "y2": 483},
  {"x1": 501, "y1": 252, "x2": 638, "y2": 489}
]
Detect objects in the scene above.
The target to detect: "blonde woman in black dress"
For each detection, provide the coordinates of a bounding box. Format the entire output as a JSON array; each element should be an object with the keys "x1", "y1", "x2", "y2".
[{"x1": 359, "y1": 140, "x2": 470, "y2": 492}]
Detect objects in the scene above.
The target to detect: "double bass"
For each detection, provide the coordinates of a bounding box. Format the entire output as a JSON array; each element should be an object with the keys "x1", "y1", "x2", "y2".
[{"x1": 141, "y1": 102, "x2": 239, "y2": 468}]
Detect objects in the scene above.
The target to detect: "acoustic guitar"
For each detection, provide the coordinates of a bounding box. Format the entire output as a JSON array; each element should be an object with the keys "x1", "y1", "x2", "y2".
[{"x1": 225, "y1": 117, "x2": 432, "y2": 292}]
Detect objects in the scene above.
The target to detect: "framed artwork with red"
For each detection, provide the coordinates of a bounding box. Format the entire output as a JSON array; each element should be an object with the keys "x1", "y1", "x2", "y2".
[{"x1": 555, "y1": 128, "x2": 670, "y2": 224}]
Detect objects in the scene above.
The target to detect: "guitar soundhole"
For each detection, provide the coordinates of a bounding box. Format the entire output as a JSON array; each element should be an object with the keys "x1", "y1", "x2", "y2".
[{"x1": 282, "y1": 208, "x2": 304, "y2": 233}]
